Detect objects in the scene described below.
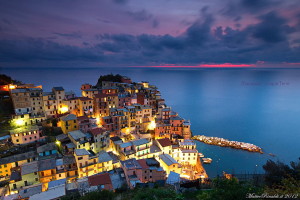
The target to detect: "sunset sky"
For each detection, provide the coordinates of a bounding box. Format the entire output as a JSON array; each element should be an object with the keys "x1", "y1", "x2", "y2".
[{"x1": 0, "y1": 0, "x2": 300, "y2": 68}]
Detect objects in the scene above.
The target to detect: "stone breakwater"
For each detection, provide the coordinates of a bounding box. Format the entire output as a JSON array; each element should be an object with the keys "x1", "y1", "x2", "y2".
[{"x1": 192, "y1": 135, "x2": 263, "y2": 154}]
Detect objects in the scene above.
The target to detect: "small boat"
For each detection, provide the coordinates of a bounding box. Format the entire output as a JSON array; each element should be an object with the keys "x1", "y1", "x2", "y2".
[
  {"x1": 202, "y1": 158, "x2": 212, "y2": 164},
  {"x1": 198, "y1": 153, "x2": 204, "y2": 157}
]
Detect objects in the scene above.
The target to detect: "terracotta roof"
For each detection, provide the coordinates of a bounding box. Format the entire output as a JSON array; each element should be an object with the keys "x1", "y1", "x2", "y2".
[
  {"x1": 137, "y1": 159, "x2": 148, "y2": 169},
  {"x1": 90, "y1": 127, "x2": 106, "y2": 136},
  {"x1": 88, "y1": 173, "x2": 112, "y2": 186},
  {"x1": 157, "y1": 138, "x2": 172, "y2": 147},
  {"x1": 78, "y1": 97, "x2": 92, "y2": 101}
]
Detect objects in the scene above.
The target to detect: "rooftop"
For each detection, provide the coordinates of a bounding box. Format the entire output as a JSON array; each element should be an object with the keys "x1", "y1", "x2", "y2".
[
  {"x1": 21, "y1": 161, "x2": 38, "y2": 175},
  {"x1": 110, "y1": 136, "x2": 122, "y2": 142},
  {"x1": 131, "y1": 138, "x2": 149, "y2": 146},
  {"x1": 68, "y1": 130, "x2": 86, "y2": 141},
  {"x1": 179, "y1": 139, "x2": 196, "y2": 146},
  {"x1": 29, "y1": 184, "x2": 65, "y2": 200},
  {"x1": 157, "y1": 138, "x2": 172, "y2": 147},
  {"x1": 52, "y1": 87, "x2": 64, "y2": 91},
  {"x1": 0, "y1": 151, "x2": 37, "y2": 165},
  {"x1": 88, "y1": 173, "x2": 112, "y2": 186},
  {"x1": 159, "y1": 154, "x2": 178, "y2": 166},
  {"x1": 98, "y1": 150, "x2": 113, "y2": 163},
  {"x1": 74, "y1": 148, "x2": 90, "y2": 156},
  {"x1": 90, "y1": 127, "x2": 107, "y2": 136},
  {"x1": 38, "y1": 158, "x2": 56, "y2": 171},
  {"x1": 48, "y1": 178, "x2": 66, "y2": 189},
  {"x1": 19, "y1": 184, "x2": 42, "y2": 199},
  {"x1": 61, "y1": 114, "x2": 77, "y2": 121},
  {"x1": 37, "y1": 143, "x2": 56, "y2": 153},
  {"x1": 120, "y1": 158, "x2": 141, "y2": 170}
]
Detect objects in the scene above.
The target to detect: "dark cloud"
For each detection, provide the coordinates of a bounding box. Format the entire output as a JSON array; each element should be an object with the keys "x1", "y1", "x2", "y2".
[
  {"x1": 0, "y1": 38, "x2": 103, "y2": 62},
  {"x1": 251, "y1": 11, "x2": 295, "y2": 43},
  {"x1": 0, "y1": 1, "x2": 300, "y2": 67},
  {"x1": 221, "y1": 0, "x2": 280, "y2": 17}
]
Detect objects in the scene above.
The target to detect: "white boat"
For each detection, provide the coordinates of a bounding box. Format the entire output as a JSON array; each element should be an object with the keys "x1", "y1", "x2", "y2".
[
  {"x1": 202, "y1": 158, "x2": 212, "y2": 164},
  {"x1": 198, "y1": 153, "x2": 204, "y2": 157}
]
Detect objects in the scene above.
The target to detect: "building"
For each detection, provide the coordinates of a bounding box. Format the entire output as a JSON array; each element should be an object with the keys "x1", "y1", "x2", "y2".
[
  {"x1": 9, "y1": 161, "x2": 40, "y2": 192},
  {"x1": 38, "y1": 158, "x2": 56, "y2": 184},
  {"x1": 59, "y1": 114, "x2": 79, "y2": 134},
  {"x1": 10, "y1": 126, "x2": 44, "y2": 145},
  {"x1": 37, "y1": 143, "x2": 58, "y2": 159},
  {"x1": 90, "y1": 128, "x2": 110, "y2": 153},
  {"x1": 77, "y1": 97, "x2": 94, "y2": 117},
  {"x1": 120, "y1": 158, "x2": 166, "y2": 189},
  {"x1": 0, "y1": 151, "x2": 37, "y2": 177},
  {"x1": 158, "y1": 154, "x2": 182, "y2": 175},
  {"x1": 88, "y1": 173, "x2": 113, "y2": 191},
  {"x1": 68, "y1": 130, "x2": 91, "y2": 150}
]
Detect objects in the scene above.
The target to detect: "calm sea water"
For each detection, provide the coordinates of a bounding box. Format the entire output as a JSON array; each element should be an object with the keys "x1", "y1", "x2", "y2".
[{"x1": 2, "y1": 67, "x2": 300, "y2": 177}]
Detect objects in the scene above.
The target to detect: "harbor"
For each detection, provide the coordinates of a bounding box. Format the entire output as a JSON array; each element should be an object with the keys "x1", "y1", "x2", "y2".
[{"x1": 192, "y1": 135, "x2": 263, "y2": 154}]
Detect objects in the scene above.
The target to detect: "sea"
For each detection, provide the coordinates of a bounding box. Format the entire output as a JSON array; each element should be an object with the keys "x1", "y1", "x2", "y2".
[{"x1": 2, "y1": 67, "x2": 300, "y2": 177}]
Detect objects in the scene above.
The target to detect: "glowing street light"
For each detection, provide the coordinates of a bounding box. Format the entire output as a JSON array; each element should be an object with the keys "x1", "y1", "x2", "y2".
[
  {"x1": 15, "y1": 119, "x2": 24, "y2": 126},
  {"x1": 59, "y1": 105, "x2": 69, "y2": 114},
  {"x1": 148, "y1": 120, "x2": 156, "y2": 130}
]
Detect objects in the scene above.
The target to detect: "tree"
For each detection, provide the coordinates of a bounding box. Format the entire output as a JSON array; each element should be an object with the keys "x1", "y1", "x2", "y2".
[
  {"x1": 96, "y1": 74, "x2": 123, "y2": 87},
  {"x1": 263, "y1": 158, "x2": 300, "y2": 187},
  {"x1": 196, "y1": 177, "x2": 262, "y2": 200}
]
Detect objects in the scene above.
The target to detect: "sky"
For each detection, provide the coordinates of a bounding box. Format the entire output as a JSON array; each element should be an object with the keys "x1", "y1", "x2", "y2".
[{"x1": 0, "y1": 0, "x2": 300, "y2": 68}]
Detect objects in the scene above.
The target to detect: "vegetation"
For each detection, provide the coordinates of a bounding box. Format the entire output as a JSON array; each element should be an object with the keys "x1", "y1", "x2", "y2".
[
  {"x1": 96, "y1": 74, "x2": 123, "y2": 87},
  {"x1": 263, "y1": 158, "x2": 300, "y2": 196},
  {"x1": 0, "y1": 74, "x2": 22, "y2": 85},
  {"x1": 0, "y1": 74, "x2": 17, "y2": 136},
  {"x1": 62, "y1": 158, "x2": 300, "y2": 200}
]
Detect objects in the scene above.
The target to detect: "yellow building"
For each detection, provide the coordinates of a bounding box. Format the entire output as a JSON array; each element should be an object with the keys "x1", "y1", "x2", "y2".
[
  {"x1": 158, "y1": 154, "x2": 182, "y2": 175},
  {"x1": 59, "y1": 114, "x2": 78, "y2": 134},
  {"x1": 68, "y1": 130, "x2": 90, "y2": 150},
  {"x1": 77, "y1": 97, "x2": 94, "y2": 117},
  {"x1": 74, "y1": 149, "x2": 113, "y2": 178},
  {"x1": 0, "y1": 151, "x2": 37, "y2": 177},
  {"x1": 38, "y1": 158, "x2": 56, "y2": 184}
]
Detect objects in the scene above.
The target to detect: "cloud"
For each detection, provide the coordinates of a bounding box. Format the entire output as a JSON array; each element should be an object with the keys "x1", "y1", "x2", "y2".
[
  {"x1": 1, "y1": 4, "x2": 300, "y2": 68},
  {"x1": 0, "y1": 38, "x2": 103, "y2": 62},
  {"x1": 251, "y1": 11, "x2": 295, "y2": 43}
]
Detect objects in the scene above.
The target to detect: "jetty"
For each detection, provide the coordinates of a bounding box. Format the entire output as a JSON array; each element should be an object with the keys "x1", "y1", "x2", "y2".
[{"x1": 192, "y1": 135, "x2": 263, "y2": 153}]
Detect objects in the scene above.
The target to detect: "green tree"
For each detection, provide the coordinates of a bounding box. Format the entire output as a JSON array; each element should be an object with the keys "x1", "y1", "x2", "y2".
[{"x1": 196, "y1": 177, "x2": 262, "y2": 200}]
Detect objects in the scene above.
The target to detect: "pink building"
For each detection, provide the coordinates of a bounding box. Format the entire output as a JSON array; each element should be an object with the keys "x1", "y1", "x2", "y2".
[{"x1": 120, "y1": 158, "x2": 166, "y2": 188}]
